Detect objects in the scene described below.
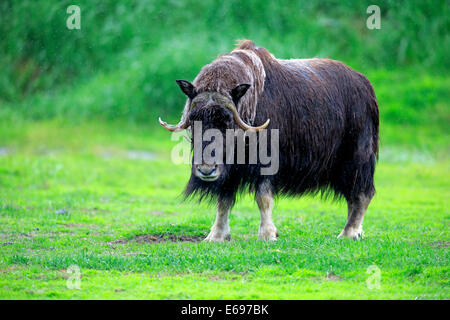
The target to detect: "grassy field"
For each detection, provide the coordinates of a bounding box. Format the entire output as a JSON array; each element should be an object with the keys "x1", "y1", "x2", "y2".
[
  {"x1": 0, "y1": 0, "x2": 449, "y2": 300},
  {"x1": 0, "y1": 118, "x2": 448, "y2": 299}
]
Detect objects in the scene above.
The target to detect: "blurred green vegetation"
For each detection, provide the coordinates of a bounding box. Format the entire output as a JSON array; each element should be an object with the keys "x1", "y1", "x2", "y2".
[{"x1": 0, "y1": 0, "x2": 449, "y2": 135}]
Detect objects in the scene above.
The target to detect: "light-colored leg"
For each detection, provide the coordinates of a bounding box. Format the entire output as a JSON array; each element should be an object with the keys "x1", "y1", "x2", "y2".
[
  {"x1": 204, "y1": 197, "x2": 233, "y2": 242},
  {"x1": 338, "y1": 194, "x2": 372, "y2": 240},
  {"x1": 256, "y1": 182, "x2": 278, "y2": 241}
]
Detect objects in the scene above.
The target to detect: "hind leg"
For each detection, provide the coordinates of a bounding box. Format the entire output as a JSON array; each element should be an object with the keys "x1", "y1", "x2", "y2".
[
  {"x1": 337, "y1": 160, "x2": 375, "y2": 240},
  {"x1": 256, "y1": 181, "x2": 278, "y2": 241},
  {"x1": 336, "y1": 128, "x2": 377, "y2": 240},
  {"x1": 338, "y1": 193, "x2": 373, "y2": 240}
]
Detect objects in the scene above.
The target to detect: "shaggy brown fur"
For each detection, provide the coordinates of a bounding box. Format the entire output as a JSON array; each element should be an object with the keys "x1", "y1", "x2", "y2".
[{"x1": 167, "y1": 40, "x2": 380, "y2": 240}]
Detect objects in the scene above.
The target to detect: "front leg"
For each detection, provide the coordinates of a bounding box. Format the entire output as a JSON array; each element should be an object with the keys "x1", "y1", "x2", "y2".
[
  {"x1": 204, "y1": 196, "x2": 234, "y2": 242},
  {"x1": 256, "y1": 181, "x2": 278, "y2": 241}
]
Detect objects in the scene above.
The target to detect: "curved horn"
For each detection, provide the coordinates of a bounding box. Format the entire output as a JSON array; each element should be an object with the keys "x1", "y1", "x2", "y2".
[
  {"x1": 224, "y1": 103, "x2": 270, "y2": 132},
  {"x1": 158, "y1": 117, "x2": 190, "y2": 132}
]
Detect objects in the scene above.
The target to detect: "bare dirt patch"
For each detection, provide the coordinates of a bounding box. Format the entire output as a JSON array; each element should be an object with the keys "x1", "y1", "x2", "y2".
[
  {"x1": 429, "y1": 241, "x2": 450, "y2": 248},
  {"x1": 326, "y1": 271, "x2": 341, "y2": 281},
  {"x1": 108, "y1": 233, "x2": 204, "y2": 245}
]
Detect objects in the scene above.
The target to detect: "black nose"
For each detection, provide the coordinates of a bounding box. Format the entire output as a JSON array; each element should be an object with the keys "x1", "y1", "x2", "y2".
[{"x1": 197, "y1": 165, "x2": 217, "y2": 176}]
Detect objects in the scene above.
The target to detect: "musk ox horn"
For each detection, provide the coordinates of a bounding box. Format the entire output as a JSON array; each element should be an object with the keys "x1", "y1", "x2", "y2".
[
  {"x1": 158, "y1": 91, "x2": 269, "y2": 132},
  {"x1": 224, "y1": 102, "x2": 270, "y2": 132},
  {"x1": 158, "y1": 117, "x2": 190, "y2": 132}
]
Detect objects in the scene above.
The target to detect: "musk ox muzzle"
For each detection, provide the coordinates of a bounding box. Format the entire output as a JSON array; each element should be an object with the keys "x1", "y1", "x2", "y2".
[{"x1": 194, "y1": 163, "x2": 220, "y2": 181}]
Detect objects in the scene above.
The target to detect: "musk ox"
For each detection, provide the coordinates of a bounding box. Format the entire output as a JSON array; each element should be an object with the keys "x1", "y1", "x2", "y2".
[{"x1": 159, "y1": 40, "x2": 379, "y2": 241}]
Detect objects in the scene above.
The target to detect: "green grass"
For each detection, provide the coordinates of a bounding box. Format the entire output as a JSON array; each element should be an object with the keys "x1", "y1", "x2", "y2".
[{"x1": 0, "y1": 121, "x2": 448, "y2": 299}]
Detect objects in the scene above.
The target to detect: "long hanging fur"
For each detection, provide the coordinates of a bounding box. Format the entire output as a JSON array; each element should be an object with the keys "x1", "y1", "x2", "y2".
[{"x1": 183, "y1": 40, "x2": 379, "y2": 203}]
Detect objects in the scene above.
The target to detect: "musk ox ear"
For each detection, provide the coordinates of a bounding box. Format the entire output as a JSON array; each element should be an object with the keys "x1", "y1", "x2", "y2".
[
  {"x1": 230, "y1": 84, "x2": 251, "y2": 106},
  {"x1": 176, "y1": 80, "x2": 197, "y2": 99}
]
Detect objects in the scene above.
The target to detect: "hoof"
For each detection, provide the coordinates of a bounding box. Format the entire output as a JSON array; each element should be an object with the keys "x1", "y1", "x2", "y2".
[
  {"x1": 337, "y1": 228, "x2": 364, "y2": 240},
  {"x1": 204, "y1": 232, "x2": 231, "y2": 242},
  {"x1": 258, "y1": 225, "x2": 278, "y2": 241}
]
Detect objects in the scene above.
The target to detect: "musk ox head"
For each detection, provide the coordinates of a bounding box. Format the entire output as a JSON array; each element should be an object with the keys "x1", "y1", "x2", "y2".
[{"x1": 159, "y1": 80, "x2": 270, "y2": 183}]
